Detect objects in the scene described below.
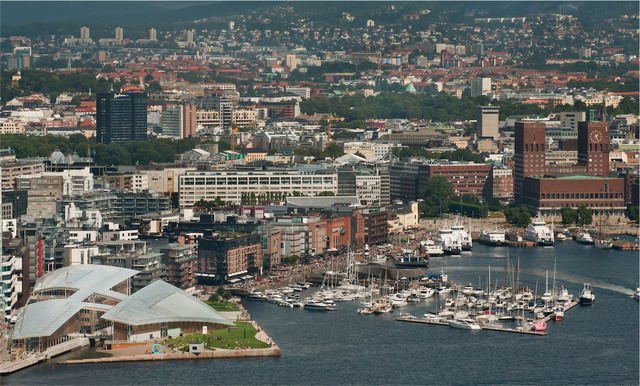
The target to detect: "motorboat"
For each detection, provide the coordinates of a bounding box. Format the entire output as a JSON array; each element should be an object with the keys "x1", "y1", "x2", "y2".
[
  {"x1": 324, "y1": 299, "x2": 337, "y2": 311},
  {"x1": 556, "y1": 232, "x2": 568, "y2": 241},
  {"x1": 523, "y1": 216, "x2": 555, "y2": 246},
  {"x1": 304, "y1": 299, "x2": 334, "y2": 311},
  {"x1": 478, "y1": 229, "x2": 506, "y2": 246},
  {"x1": 594, "y1": 239, "x2": 613, "y2": 249},
  {"x1": 553, "y1": 305, "x2": 565, "y2": 321},
  {"x1": 533, "y1": 320, "x2": 547, "y2": 332},
  {"x1": 634, "y1": 288, "x2": 640, "y2": 301},
  {"x1": 579, "y1": 283, "x2": 595, "y2": 306},
  {"x1": 451, "y1": 221, "x2": 473, "y2": 251},
  {"x1": 373, "y1": 299, "x2": 393, "y2": 314},
  {"x1": 576, "y1": 231, "x2": 595, "y2": 245},
  {"x1": 358, "y1": 306, "x2": 374, "y2": 315},
  {"x1": 448, "y1": 319, "x2": 482, "y2": 330},
  {"x1": 418, "y1": 288, "x2": 436, "y2": 299},
  {"x1": 247, "y1": 291, "x2": 268, "y2": 301},
  {"x1": 420, "y1": 239, "x2": 445, "y2": 257}
]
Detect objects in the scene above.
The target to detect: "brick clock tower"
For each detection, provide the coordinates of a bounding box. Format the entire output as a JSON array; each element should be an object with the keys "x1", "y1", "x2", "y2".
[
  {"x1": 578, "y1": 121, "x2": 610, "y2": 177},
  {"x1": 514, "y1": 121, "x2": 546, "y2": 203}
]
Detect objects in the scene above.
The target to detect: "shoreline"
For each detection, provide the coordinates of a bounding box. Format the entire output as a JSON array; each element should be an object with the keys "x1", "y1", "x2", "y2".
[{"x1": 62, "y1": 346, "x2": 282, "y2": 365}]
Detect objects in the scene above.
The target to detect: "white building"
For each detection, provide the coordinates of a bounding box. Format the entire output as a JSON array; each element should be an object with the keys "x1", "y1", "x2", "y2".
[
  {"x1": 179, "y1": 168, "x2": 338, "y2": 207},
  {"x1": 285, "y1": 86, "x2": 311, "y2": 99},
  {"x1": 343, "y1": 142, "x2": 398, "y2": 160},
  {"x1": 355, "y1": 175, "x2": 382, "y2": 205},
  {"x1": 43, "y1": 167, "x2": 94, "y2": 196},
  {"x1": 1, "y1": 254, "x2": 21, "y2": 321},
  {"x1": 0, "y1": 118, "x2": 26, "y2": 134},
  {"x1": 62, "y1": 244, "x2": 99, "y2": 266}
]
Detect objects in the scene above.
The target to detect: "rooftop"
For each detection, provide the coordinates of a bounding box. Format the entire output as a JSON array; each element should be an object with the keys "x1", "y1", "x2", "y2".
[{"x1": 101, "y1": 280, "x2": 233, "y2": 327}]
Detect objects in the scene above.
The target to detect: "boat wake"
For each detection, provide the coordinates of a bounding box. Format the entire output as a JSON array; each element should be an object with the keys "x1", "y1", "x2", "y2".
[{"x1": 440, "y1": 266, "x2": 636, "y2": 296}]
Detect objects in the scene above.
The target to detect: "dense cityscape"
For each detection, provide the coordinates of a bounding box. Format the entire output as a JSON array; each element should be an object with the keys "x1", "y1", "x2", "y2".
[{"x1": 0, "y1": 1, "x2": 638, "y2": 383}]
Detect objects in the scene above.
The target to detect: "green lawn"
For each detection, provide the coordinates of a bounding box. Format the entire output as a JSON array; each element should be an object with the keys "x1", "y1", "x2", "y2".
[
  {"x1": 167, "y1": 322, "x2": 270, "y2": 350},
  {"x1": 204, "y1": 300, "x2": 240, "y2": 311}
]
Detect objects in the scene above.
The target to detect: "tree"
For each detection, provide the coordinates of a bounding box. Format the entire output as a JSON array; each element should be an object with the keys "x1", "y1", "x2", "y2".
[
  {"x1": 504, "y1": 206, "x2": 532, "y2": 227},
  {"x1": 576, "y1": 205, "x2": 593, "y2": 226},
  {"x1": 560, "y1": 207, "x2": 578, "y2": 225},
  {"x1": 626, "y1": 205, "x2": 639, "y2": 222},
  {"x1": 284, "y1": 255, "x2": 299, "y2": 265},
  {"x1": 421, "y1": 176, "x2": 456, "y2": 217}
]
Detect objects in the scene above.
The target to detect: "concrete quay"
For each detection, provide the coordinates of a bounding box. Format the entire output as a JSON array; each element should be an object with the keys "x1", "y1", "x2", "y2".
[
  {"x1": 63, "y1": 346, "x2": 282, "y2": 364},
  {"x1": 0, "y1": 337, "x2": 90, "y2": 375}
]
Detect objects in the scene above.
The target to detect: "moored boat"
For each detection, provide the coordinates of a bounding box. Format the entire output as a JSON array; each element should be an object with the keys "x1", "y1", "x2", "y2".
[
  {"x1": 553, "y1": 305, "x2": 565, "y2": 321},
  {"x1": 448, "y1": 319, "x2": 482, "y2": 330},
  {"x1": 576, "y1": 231, "x2": 595, "y2": 245},
  {"x1": 579, "y1": 283, "x2": 595, "y2": 306},
  {"x1": 478, "y1": 229, "x2": 506, "y2": 246},
  {"x1": 523, "y1": 216, "x2": 555, "y2": 246}
]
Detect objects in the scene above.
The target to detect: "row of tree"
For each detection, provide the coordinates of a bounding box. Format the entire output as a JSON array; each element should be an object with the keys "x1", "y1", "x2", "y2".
[
  {"x1": 0, "y1": 134, "x2": 220, "y2": 166},
  {"x1": 560, "y1": 206, "x2": 593, "y2": 226}
]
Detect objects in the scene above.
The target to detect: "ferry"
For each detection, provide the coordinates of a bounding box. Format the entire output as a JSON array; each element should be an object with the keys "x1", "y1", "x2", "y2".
[
  {"x1": 478, "y1": 229, "x2": 506, "y2": 246},
  {"x1": 434, "y1": 225, "x2": 463, "y2": 255},
  {"x1": 576, "y1": 231, "x2": 595, "y2": 245},
  {"x1": 420, "y1": 239, "x2": 444, "y2": 256},
  {"x1": 523, "y1": 216, "x2": 555, "y2": 246},
  {"x1": 451, "y1": 221, "x2": 473, "y2": 251},
  {"x1": 393, "y1": 249, "x2": 429, "y2": 268}
]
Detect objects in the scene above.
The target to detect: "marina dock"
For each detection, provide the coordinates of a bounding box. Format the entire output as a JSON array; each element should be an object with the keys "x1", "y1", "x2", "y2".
[
  {"x1": 396, "y1": 300, "x2": 580, "y2": 336},
  {"x1": 396, "y1": 316, "x2": 547, "y2": 336}
]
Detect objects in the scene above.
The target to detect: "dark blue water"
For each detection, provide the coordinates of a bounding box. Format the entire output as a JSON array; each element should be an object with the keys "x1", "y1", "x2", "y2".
[{"x1": 6, "y1": 242, "x2": 639, "y2": 385}]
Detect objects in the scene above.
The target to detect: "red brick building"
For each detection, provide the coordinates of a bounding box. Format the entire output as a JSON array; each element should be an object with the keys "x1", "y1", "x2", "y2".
[
  {"x1": 426, "y1": 162, "x2": 492, "y2": 200},
  {"x1": 522, "y1": 175, "x2": 626, "y2": 216},
  {"x1": 514, "y1": 120, "x2": 622, "y2": 214}
]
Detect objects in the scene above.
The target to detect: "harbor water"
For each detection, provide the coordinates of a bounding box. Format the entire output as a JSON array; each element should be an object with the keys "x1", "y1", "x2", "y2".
[{"x1": 5, "y1": 242, "x2": 639, "y2": 385}]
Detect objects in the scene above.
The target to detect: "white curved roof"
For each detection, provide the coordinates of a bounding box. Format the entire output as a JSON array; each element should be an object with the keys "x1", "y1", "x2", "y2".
[
  {"x1": 12, "y1": 299, "x2": 86, "y2": 339},
  {"x1": 101, "y1": 280, "x2": 233, "y2": 327},
  {"x1": 34, "y1": 265, "x2": 138, "y2": 301}
]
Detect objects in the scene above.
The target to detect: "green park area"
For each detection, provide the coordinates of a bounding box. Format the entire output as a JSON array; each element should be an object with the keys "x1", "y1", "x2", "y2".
[
  {"x1": 204, "y1": 299, "x2": 240, "y2": 312},
  {"x1": 167, "y1": 322, "x2": 270, "y2": 350}
]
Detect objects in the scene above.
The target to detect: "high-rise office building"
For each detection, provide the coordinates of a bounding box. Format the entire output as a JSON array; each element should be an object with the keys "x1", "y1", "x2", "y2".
[
  {"x1": 80, "y1": 26, "x2": 90, "y2": 40},
  {"x1": 477, "y1": 106, "x2": 500, "y2": 140},
  {"x1": 148, "y1": 28, "x2": 157, "y2": 41},
  {"x1": 96, "y1": 92, "x2": 148, "y2": 144},
  {"x1": 186, "y1": 30, "x2": 194, "y2": 45},
  {"x1": 160, "y1": 104, "x2": 196, "y2": 139},
  {"x1": 470, "y1": 77, "x2": 491, "y2": 97},
  {"x1": 115, "y1": 27, "x2": 124, "y2": 42}
]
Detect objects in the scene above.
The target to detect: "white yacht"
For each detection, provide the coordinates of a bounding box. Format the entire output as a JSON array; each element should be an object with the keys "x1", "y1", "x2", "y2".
[
  {"x1": 523, "y1": 216, "x2": 554, "y2": 246},
  {"x1": 576, "y1": 231, "x2": 595, "y2": 245},
  {"x1": 434, "y1": 224, "x2": 462, "y2": 255},
  {"x1": 420, "y1": 239, "x2": 444, "y2": 256},
  {"x1": 448, "y1": 319, "x2": 482, "y2": 330},
  {"x1": 451, "y1": 221, "x2": 473, "y2": 251},
  {"x1": 478, "y1": 229, "x2": 506, "y2": 246}
]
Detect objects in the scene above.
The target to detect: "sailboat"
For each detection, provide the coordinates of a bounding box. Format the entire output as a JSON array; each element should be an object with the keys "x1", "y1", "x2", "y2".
[{"x1": 594, "y1": 217, "x2": 613, "y2": 249}]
